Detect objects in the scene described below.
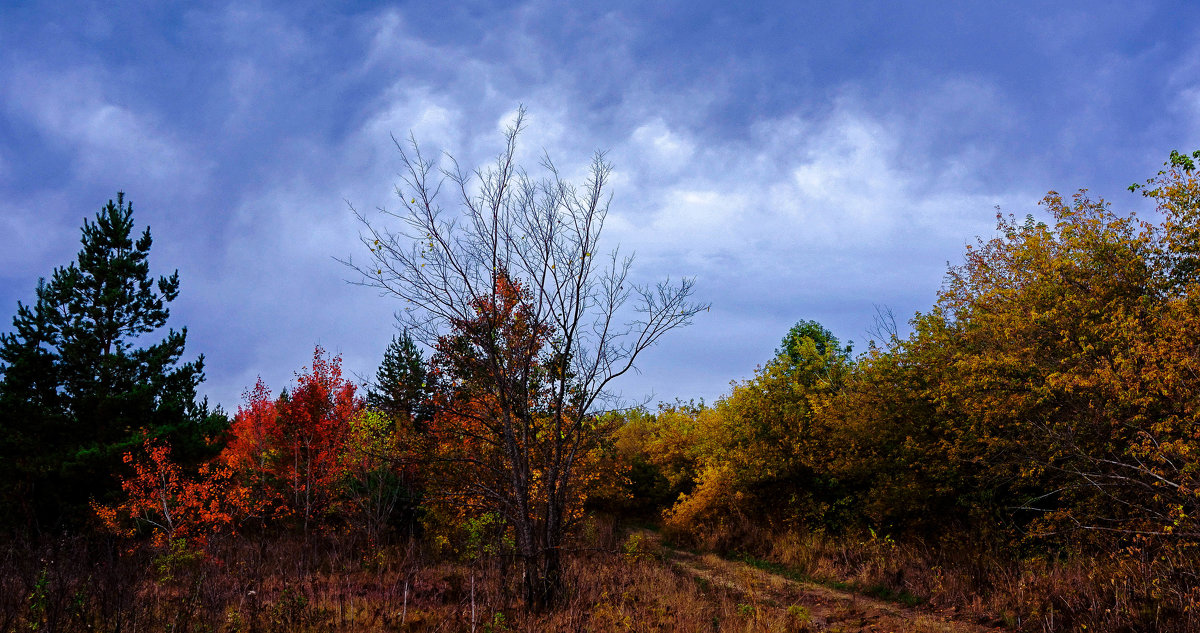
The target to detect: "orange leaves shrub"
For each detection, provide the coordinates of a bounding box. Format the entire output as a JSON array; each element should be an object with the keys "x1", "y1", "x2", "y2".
[
  {"x1": 219, "y1": 377, "x2": 283, "y2": 520},
  {"x1": 661, "y1": 463, "x2": 753, "y2": 550},
  {"x1": 94, "y1": 436, "x2": 251, "y2": 550},
  {"x1": 797, "y1": 154, "x2": 1200, "y2": 554},
  {"x1": 913, "y1": 184, "x2": 1200, "y2": 547},
  {"x1": 843, "y1": 153, "x2": 1200, "y2": 557}
]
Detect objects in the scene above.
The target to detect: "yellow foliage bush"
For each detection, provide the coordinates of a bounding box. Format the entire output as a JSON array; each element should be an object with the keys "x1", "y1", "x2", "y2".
[{"x1": 661, "y1": 463, "x2": 756, "y2": 550}]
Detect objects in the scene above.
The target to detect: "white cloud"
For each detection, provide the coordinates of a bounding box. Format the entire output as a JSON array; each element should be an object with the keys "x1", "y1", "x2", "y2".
[
  {"x1": 320, "y1": 21, "x2": 1034, "y2": 404},
  {"x1": 606, "y1": 100, "x2": 1017, "y2": 275},
  {"x1": 361, "y1": 89, "x2": 463, "y2": 158},
  {"x1": 212, "y1": 9, "x2": 1042, "y2": 406},
  {"x1": 631, "y1": 119, "x2": 695, "y2": 173}
]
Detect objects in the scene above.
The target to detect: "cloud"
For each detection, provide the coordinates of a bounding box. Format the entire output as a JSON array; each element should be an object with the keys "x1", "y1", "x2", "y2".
[
  {"x1": 7, "y1": 1, "x2": 1196, "y2": 411},
  {"x1": 248, "y1": 9, "x2": 1046, "y2": 406},
  {"x1": 630, "y1": 119, "x2": 696, "y2": 175},
  {"x1": 608, "y1": 96, "x2": 1023, "y2": 265},
  {"x1": 2, "y1": 64, "x2": 204, "y2": 191},
  {"x1": 307, "y1": 44, "x2": 1032, "y2": 404}
]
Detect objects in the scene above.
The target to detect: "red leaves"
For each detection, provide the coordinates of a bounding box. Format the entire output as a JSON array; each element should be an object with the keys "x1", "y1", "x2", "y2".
[
  {"x1": 221, "y1": 378, "x2": 277, "y2": 483},
  {"x1": 98, "y1": 345, "x2": 374, "y2": 547},
  {"x1": 218, "y1": 346, "x2": 362, "y2": 532},
  {"x1": 434, "y1": 273, "x2": 548, "y2": 399},
  {"x1": 276, "y1": 347, "x2": 360, "y2": 530}
]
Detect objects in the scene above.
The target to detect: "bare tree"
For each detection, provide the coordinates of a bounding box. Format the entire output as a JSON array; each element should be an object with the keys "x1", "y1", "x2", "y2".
[
  {"x1": 344, "y1": 108, "x2": 706, "y2": 609},
  {"x1": 867, "y1": 303, "x2": 899, "y2": 344}
]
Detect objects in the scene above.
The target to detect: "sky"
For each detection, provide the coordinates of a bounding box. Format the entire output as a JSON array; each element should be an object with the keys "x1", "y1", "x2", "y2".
[{"x1": 2, "y1": 1, "x2": 1200, "y2": 413}]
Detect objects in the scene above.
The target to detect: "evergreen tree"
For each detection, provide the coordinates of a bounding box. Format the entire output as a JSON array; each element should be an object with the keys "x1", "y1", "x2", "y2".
[
  {"x1": 0, "y1": 193, "x2": 219, "y2": 530},
  {"x1": 367, "y1": 331, "x2": 430, "y2": 427}
]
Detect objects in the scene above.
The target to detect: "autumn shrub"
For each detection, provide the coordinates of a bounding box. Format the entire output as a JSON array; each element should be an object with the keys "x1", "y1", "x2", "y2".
[
  {"x1": 646, "y1": 324, "x2": 866, "y2": 548},
  {"x1": 93, "y1": 435, "x2": 252, "y2": 552},
  {"x1": 216, "y1": 346, "x2": 424, "y2": 545},
  {"x1": 639, "y1": 151, "x2": 1200, "y2": 632},
  {"x1": 661, "y1": 462, "x2": 764, "y2": 551}
]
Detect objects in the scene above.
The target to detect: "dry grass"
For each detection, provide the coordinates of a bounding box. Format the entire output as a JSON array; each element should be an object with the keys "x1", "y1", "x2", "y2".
[
  {"x1": 0, "y1": 520, "x2": 804, "y2": 633},
  {"x1": 662, "y1": 513, "x2": 1200, "y2": 631},
  {"x1": 5, "y1": 518, "x2": 1196, "y2": 632},
  {"x1": 758, "y1": 528, "x2": 1200, "y2": 632}
]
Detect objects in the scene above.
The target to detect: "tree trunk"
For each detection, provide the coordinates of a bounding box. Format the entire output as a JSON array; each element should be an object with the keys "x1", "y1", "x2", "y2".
[{"x1": 521, "y1": 546, "x2": 561, "y2": 613}]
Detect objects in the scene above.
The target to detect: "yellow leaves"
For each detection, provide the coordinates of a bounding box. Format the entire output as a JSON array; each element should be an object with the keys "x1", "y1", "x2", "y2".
[{"x1": 661, "y1": 462, "x2": 746, "y2": 546}]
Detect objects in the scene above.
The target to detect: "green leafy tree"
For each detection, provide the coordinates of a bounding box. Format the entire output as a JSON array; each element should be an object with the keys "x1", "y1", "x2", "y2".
[
  {"x1": 662, "y1": 320, "x2": 854, "y2": 546},
  {"x1": 776, "y1": 319, "x2": 851, "y2": 374},
  {"x1": 0, "y1": 193, "x2": 218, "y2": 529}
]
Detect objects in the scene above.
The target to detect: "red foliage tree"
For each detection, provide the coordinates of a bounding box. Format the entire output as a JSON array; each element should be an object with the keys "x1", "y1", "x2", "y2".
[
  {"x1": 219, "y1": 346, "x2": 362, "y2": 535},
  {"x1": 221, "y1": 379, "x2": 279, "y2": 500},
  {"x1": 277, "y1": 347, "x2": 360, "y2": 534}
]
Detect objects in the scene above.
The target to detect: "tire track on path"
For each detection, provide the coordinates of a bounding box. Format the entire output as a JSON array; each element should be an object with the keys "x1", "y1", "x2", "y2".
[{"x1": 639, "y1": 530, "x2": 1007, "y2": 633}]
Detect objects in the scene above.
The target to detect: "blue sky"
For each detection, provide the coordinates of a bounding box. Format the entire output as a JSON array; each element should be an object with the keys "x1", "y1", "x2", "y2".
[{"x1": 2, "y1": 1, "x2": 1199, "y2": 412}]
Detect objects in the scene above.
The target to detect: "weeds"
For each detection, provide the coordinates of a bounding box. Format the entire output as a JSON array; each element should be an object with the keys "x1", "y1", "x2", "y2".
[
  {"x1": 0, "y1": 518, "x2": 784, "y2": 633},
  {"x1": 690, "y1": 523, "x2": 1200, "y2": 632},
  {"x1": 5, "y1": 520, "x2": 1197, "y2": 632}
]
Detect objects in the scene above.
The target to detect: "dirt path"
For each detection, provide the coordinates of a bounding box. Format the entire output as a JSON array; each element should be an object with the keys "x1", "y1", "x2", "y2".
[{"x1": 642, "y1": 531, "x2": 1006, "y2": 633}]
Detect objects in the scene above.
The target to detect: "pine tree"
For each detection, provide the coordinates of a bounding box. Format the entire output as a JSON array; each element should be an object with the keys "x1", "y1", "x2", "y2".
[
  {"x1": 367, "y1": 331, "x2": 430, "y2": 427},
  {"x1": 0, "y1": 193, "x2": 219, "y2": 530}
]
